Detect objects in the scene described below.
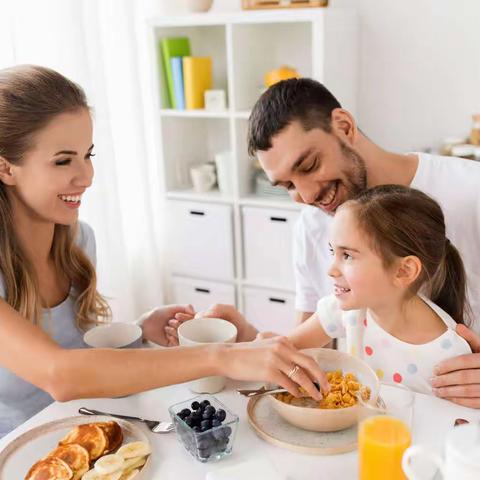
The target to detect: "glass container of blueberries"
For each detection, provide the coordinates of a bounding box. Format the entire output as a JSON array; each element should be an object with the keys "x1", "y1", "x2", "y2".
[{"x1": 168, "y1": 394, "x2": 239, "y2": 463}]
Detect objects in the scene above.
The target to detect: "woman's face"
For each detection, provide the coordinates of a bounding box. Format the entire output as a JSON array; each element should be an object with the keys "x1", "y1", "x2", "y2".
[
  {"x1": 7, "y1": 108, "x2": 94, "y2": 226},
  {"x1": 328, "y1": 206, "x2": 398, "y2": 311}
]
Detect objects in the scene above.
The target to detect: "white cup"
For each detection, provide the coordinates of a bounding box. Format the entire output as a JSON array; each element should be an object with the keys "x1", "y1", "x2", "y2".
[
  {"x1": 214, "y1": 151, "x2": 233, "y2": 195},
  {"x1": 84, "y1": 322, "x2": 143, "y2": 349},
  {"x1": 178, "y1": 318, "x2": 237, "y2": 393},
  {"x1": 402, "y1": 423, "x2": 480, "y2": 480},
  {"x1": 190, "y1": 163, "x2": 216, "y2": 193}
]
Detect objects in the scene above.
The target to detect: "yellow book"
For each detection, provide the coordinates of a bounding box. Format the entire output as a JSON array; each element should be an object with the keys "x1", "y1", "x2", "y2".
[{"x1": 182, "y1": 57, "x2": 213, "y2": 110}]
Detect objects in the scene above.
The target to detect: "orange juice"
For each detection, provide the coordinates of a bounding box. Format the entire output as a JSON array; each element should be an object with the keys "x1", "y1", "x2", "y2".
[{"x1": 358, "y1": 415, "x2": 412, "y2": 480}]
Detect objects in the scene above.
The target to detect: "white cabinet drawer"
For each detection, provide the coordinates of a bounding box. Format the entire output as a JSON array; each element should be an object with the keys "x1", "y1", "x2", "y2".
[
  {"x1": 242, "y1": 207, "x2": 299, "y2": 289},
  {"x1": 171, "y1": 276, "x2": 236, "y2": 312},
  {"x1": 169, "y1": 201, "x2": 235, "y2": 280},
  {"x1": 243, "y1": 286, "x2": 295, "y2": 336}
]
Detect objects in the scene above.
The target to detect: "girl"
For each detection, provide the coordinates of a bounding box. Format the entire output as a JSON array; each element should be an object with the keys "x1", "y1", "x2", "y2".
[
  {"x1": 0, "y1": 65, "x2": 326, "y2": 438},
  {"x1": 181, "y1": 185, "x2": 472, "y2": 394}
]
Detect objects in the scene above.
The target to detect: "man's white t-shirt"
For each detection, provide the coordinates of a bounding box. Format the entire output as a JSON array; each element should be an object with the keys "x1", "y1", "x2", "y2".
[
  {"x1": 316, "y1": 294, "x2": 472, "y2": 394},
  {"x1": 293, "y1": 153, "x2": 480, "y2": 332}
]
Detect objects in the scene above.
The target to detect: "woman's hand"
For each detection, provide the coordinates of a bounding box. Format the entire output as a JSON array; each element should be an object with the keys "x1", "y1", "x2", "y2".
[
  {"x1": 219, "y1": 336, "x2": 329, "y2": 400},
  {"x1": 141, "y1": 304, "x2": 195, "y2": 346}
]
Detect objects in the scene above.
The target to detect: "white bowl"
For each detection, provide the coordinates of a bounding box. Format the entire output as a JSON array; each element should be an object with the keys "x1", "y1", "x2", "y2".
[{"x1": 270, "y1": 348, "x2": 380, "y2": 432}]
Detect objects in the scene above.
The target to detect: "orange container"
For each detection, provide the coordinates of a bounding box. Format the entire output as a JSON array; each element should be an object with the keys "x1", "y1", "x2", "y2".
[{"x1": 358, "y1": 415, "x2": 411, "y2": 480}]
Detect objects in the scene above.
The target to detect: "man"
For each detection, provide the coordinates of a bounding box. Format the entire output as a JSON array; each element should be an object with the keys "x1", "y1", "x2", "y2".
[{"x1": 245, "y1": 78, "x2": 480, "y2": 408}]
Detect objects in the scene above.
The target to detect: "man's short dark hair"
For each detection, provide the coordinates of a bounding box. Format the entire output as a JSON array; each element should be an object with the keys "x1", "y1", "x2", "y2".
[{"x1": 247, "y1": 78, "x2": 341, "y2": 156}]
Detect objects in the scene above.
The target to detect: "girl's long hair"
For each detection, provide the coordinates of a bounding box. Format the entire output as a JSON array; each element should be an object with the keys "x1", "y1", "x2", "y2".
[
  {"x1": 344, "y1": 184, "x2": 470, "y2": 325},
  {"x1": 0, "y1": 65, "x2": 110, "y2": 329}
]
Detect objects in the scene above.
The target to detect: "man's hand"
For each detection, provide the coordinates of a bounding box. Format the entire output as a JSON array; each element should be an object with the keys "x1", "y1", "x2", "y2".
[
  {"x1": 431, "y1": 324, "x2": 480, "y2": 408},
  {"x1": 140, "y1": 304, "x2": 195, "y2": 347}
]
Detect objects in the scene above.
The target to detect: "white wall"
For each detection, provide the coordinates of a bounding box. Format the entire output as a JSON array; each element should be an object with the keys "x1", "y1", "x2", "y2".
[{"x1": 147, "y1": 0, "x2": 480, "y2": 152}]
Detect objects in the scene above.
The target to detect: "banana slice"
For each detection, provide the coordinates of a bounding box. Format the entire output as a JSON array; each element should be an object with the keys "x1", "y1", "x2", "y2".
[
  {"x1": 82, "y1": 468, "x2": 122, "y2": 480},
  {"x1": 117, "y1": 441, "x2": 151, "y2": 460},
  {"x1": 122, "y1": 455, "x2": 143, "y2": 470},
  {"x1": 120, "y1": 469, "x2": 139, "y2": 480},
  {"x1": 122, "y1": 456, "x2": 146, "y2": 472},
  {"x1": 94, "y1": 453, "x2": 124, "y2": 474}
]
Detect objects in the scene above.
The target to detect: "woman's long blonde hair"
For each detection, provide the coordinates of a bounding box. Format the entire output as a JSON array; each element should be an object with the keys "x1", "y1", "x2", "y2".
[{"x1": 0, "y1": 65, "x2": 110, "y2": 329}]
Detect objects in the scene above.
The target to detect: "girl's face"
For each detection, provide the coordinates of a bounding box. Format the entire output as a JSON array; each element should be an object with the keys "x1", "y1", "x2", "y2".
[
  {"x1": 6, "y1": 108, "x2": 94, "y2": 226},
  {"x1": 328, "y1": 206, "x2": 398, "y2": 310}
]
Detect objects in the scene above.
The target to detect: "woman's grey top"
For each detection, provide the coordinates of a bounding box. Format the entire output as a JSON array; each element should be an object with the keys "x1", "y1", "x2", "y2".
[{"x1": 0, "y1": 222, "x2": 96, "y2": 438}]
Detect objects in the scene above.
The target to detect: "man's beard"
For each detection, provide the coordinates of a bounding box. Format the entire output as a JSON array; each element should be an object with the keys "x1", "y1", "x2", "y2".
[{"x1": 338, "y1": 137, "x2": 368, "y2": 202}]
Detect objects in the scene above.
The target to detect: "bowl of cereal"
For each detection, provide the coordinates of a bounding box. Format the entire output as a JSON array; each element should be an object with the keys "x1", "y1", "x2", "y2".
[{"x1": 270, "y1": 348, "x2": 380, "y2": 432}]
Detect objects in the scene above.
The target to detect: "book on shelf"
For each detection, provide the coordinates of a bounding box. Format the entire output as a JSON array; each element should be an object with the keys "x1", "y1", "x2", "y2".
[
  {"x1": 159, "y1": 37, "x2": 191, "y2": 108},
  {"x1": 183, "y1": 56, "x2": 213, "y2": 110},
  {"x1": 170, "y1": 57, "x2": 185, "y2": 110}
]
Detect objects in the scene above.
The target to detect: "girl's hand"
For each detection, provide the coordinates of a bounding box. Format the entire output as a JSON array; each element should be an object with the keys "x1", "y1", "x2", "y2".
[
  {"x1": 255, "y1": 331, "x2": 280, "y2": 341},
  {"x1": 141, "y1": 304, "x2": 195, "y2": 346},
  {"x1": 196, "y1": 304, "x2": 259, "y2": 342},
  {"x1": 220, "y1": 336, "x2": 330, "y2": 400},
  {"x1": 164, "y1": 311, "x2": 195, "y2": 346}
]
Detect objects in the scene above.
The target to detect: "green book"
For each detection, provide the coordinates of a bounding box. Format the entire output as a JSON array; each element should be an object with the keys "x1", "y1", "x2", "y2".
[{"x1": 159, "y1": 37, "x2": 191, "y2": 109}]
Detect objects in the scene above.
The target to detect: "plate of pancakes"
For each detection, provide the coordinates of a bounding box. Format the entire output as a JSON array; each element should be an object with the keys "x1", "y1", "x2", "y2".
[{"x1": 0, "y1": 415, "x2": 152, "y2": 479}]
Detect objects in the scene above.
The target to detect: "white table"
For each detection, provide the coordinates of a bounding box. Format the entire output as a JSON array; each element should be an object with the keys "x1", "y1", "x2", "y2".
[{"x1": 1, "y1": 380, "x2": 478, "y2": 479}]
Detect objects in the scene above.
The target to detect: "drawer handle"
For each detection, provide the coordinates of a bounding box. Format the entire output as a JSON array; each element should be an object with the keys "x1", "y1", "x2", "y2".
[
  {"x1": 195, "y1": 287, "x2": 211, "y2": 294},
  {"x1": 269, "y1": 297, "x2": 286, "y2": 304},
  {"x1": 190, "y1": 210, "x2": 205, "y2": 216},
  {"x1": 270, "y1": 216, "x2": 287, "y2": 223}
]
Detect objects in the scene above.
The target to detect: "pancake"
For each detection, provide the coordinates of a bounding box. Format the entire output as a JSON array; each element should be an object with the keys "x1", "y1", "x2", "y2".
[
  {"x1": 97, "y1": 421, "x2": 123, "y2": 454},
  {"x1": 25, "y1": 456, "x2": 73, "y2": 480},
  {"x1": 46, "y1": 444, "x2": 89, "y2": 480},
  {"x1": 59, "y1": 424, "x2": 107, "y2": 460}
]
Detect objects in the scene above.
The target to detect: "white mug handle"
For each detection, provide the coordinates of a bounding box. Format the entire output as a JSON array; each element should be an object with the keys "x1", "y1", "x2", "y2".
[{"x1": 402, "y1": 445, "x2": 444, "y2": 480}]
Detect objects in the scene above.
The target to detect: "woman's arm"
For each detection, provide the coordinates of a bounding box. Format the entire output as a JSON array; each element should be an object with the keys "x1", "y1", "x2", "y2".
[{"x1": 0, "y1": 299, "x2": 328, "y2": 401}]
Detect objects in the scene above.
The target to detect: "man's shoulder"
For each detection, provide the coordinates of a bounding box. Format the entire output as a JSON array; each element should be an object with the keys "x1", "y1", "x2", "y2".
[
  {"x1": 296, "y1": 205, "x2": 332, "y2": 237},
  {"x1": 414, "y1": 152, "x2": 480, "y2": 185}
]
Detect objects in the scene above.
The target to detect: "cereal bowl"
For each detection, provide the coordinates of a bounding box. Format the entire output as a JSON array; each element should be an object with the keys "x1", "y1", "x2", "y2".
[{"x1": 270, "y1": 348, "x2": 380, "y2": 432}]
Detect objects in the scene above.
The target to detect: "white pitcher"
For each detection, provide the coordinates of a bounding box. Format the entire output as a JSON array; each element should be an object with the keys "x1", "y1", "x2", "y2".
[{"x1": 402, "y1": 423, "x2": 480, "y2": 480}]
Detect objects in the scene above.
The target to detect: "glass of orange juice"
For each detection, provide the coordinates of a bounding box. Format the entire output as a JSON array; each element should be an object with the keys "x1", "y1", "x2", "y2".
[{"x1": 358, "y1": 383, "x2": 414, "y2": 479}]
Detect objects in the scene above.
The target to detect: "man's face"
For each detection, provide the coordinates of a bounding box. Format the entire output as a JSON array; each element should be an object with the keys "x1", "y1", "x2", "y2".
[{"x1": 257, "y1": 121, "x2": 367, "y2": 215}]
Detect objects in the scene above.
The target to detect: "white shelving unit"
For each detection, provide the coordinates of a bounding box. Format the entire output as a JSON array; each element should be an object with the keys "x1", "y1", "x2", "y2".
[{"x1": 146, "y1": 8, "x2": 357, "y2": 334}]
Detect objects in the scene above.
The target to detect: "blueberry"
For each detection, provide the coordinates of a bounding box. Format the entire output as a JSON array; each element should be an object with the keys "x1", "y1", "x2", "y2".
[
  {"x1": 184, "y1": 415, "x2": 195, "y2": 427},
  {"x1": 202, "y1": 409, "x2": 215, "y2": 420},
  {"x1": 215, "y1": 409, "x2": 226, "y2": 422},
  {"x1": 198, "y1": 448, "x2": 211, "y2": 460},
  {"x1": 212, "y1": 418, "x2": 221, "y2": 428},
  {"x1": 191, "y1": 401, "x2": 201, "y2": 410},
  {"x1": 200, "y1": 399, "x2": 211, "y2": 408},
  {"x1": 196, "y1": 437, "x2": 208, "y2": 449},
  {"x1": 204, "y1": 405, "x2": 216, "y2": 417},
  {"x1": 216, "y1": 439, "x2": 229, "y2": 452},
  {"x1": 179, "y1": 408, "x2": 191, "y2": 418},
  {"x1": 192, "y1": 425, "x2": 201, "y2": 432},
  {"x1": 212, "y1": 426, "x2": 226, "y2": 441},
  {"x1": 191, "y1": 411, "x2": 202, "y2": 423},
  {"x1": 223, "y1": 425, "x2": 232, "y2": 438},
  {"x1": 200, "y1": 419, "x2": 211, "y2": 431}
]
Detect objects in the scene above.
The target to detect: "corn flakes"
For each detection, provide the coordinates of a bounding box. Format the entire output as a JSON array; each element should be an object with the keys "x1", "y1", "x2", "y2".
[{"x1": 275, "y1": 370, "x2": 371, "y2": 409}]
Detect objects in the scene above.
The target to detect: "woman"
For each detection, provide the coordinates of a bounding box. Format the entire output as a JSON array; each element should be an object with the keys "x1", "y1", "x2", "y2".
[{"x1": 0, "y1": 65, "x2": 327, "y2": 438}]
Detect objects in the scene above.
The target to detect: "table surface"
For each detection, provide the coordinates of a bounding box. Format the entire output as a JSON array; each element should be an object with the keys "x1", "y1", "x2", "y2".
[{"x1": 1, "y1": 380, "x2": 479, "y2": 479}]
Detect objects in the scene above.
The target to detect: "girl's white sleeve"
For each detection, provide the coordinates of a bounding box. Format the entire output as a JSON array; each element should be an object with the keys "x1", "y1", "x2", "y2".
[{"x1": 316, "y1": 294, "x2": 345, "y2": 338}]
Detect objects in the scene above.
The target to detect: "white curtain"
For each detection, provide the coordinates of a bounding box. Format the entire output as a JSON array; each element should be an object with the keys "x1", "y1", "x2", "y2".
[{"x1": 0, "y1": 0, "x2": 166, "y2": 322}]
